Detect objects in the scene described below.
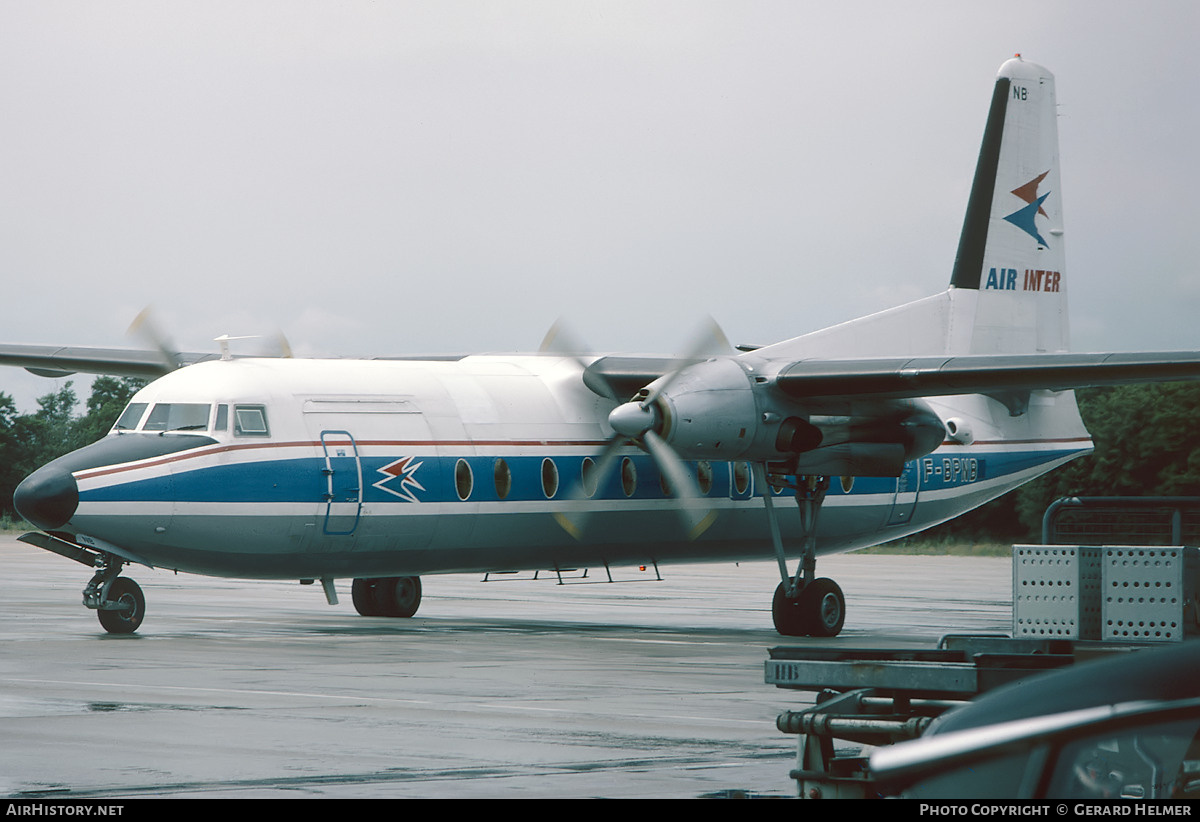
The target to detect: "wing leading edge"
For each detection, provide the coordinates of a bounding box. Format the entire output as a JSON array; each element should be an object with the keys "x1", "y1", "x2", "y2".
[
  {"x1": 0, "y1": 344, "x2": 218, "y2": 379},
  {"x1": 774, "y1": 351, "x2": 1200, "y2": 410}
]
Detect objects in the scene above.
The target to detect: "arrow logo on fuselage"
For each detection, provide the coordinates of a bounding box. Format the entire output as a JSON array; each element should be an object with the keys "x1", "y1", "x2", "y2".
[{"x1": 373, "y1": 456, "x2": 426, "y2": 503}]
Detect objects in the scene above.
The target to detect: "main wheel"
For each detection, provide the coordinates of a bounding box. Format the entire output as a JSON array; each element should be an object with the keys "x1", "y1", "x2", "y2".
[
  {"x1": 352, "y1": 577, "x2": 423, "y2": 618},
  {"x1": 351, "y1": 578, "x2": 386, "y2": 616},
  {"x1": 772, "y1": 581, "x2": 810, "y2": 636},
  {"x1": 97, "y1": 577, "x2": 145, "y2": 635},
  {"x1": 802, "y1": 577, "x2": 845, "y2": 637},
  {"x1": 379, "y1": 576, "x2": 422, "y2": 618}
]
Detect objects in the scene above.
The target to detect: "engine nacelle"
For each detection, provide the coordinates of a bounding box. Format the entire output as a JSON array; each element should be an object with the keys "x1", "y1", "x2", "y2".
[
  {"x1": 648, "y1": 358, "x2": 760, "y2": 460},
  {"x1": 608, "y1": 357, "x2": 947, "y2": 474}
]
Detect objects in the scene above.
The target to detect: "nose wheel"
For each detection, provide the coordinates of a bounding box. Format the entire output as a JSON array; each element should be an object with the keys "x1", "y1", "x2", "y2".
[
  {"x1": 95, "y1": 576, "x2": 146, "y2": 634},
  {"x1": 82, "y1": 553, "x2": 147, "y2": 635}
]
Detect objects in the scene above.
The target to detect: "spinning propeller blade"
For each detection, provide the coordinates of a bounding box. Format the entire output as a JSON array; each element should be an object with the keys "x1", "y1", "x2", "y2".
[
  {"x1": 642, "y1": 316, "x2": 733, "y2": 406},
  {"x1": 127, "y1": 306, "x2": 180, "y2": 372},
  {"x1": 550, "y1": 318, "x2": 730, "y2": 541}
]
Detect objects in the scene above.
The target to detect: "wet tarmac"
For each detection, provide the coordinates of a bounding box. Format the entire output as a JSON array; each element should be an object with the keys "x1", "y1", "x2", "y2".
[{"x1": 0, "y1": 536, "x2": 1013, "y2": 798}]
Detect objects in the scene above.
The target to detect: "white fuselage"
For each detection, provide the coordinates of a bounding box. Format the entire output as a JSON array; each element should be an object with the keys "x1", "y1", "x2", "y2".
[{"x1": 63, "y1": 355, "x2": 1092, "y2": 580}]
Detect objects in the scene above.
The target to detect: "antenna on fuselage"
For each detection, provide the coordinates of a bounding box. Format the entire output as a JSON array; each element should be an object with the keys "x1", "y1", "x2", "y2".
[
  {"x1": 214, "y1": 335, "x2": 254, "y2": 361},
  {"x1": 213, "y1": 332, "x2": 294, "y2": 361}
]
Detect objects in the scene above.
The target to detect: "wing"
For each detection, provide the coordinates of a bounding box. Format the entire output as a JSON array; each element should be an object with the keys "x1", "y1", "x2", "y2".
[
  {"x1": 774, "y1": 352, "x2": 1200, "y2": 414},
  {"x1": 0, "y1": 343, "x2": 219, "y2": 379},
  {"x1": 582, "y1": 349, "x2": 1200, "y2": 478},
  {"x1": 586, "y1": 351, "x2": 1200, "y2": 406},
  {"x1": 583, "y1": 356, "x2": 685, "y2": 400}
]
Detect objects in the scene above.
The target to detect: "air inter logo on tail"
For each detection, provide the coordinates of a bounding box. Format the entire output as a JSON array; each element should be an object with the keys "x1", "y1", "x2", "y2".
[
  {"x1": 1003, "y1": 171, "x2": 1051, "y2": 247},
  {"x1": 985, "y1": 268, "x2": 1061, "y2": 292}
]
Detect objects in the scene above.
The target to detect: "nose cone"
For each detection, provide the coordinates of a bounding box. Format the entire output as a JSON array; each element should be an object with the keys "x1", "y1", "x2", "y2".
[{"x1": 14, "y1": 467, "x2": 79, "y2": 530}]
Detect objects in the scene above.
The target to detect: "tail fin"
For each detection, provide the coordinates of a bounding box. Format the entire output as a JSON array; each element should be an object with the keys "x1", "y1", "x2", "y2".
[
  {"x1": 951, "y1": 56, "x2": 1068, "y2": 355},
  {"x1": 752, "y1": 57, "x2": 1067, "y2": 362}
]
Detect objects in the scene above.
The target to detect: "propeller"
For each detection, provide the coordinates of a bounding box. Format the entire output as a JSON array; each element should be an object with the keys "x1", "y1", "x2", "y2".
[
  {"x1": 549, "y1": 317, "x2": 731, "y2": 542},
  {"x1": 129, "y1": 306, "x2": 294, "y2": 368},
  {"x1": 538, "y1": 319, "x2": 617, "y2": 400},
  {"x1": 127, "y1": 305, "x2": 182, "y2": 372},
  {"x1": 639, "y1": 316, "x2": 732, "y2": 407}
]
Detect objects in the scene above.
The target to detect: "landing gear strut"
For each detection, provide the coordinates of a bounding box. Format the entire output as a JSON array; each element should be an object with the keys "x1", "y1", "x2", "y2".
[{"x1": 758, "y1": 469, "x2": 846, "y2": 637}]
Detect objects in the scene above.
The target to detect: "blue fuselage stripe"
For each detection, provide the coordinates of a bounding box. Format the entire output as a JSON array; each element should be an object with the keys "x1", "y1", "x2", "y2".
[{"x1": 77, "y1": 447, "x2": 1085, "y2": 505}]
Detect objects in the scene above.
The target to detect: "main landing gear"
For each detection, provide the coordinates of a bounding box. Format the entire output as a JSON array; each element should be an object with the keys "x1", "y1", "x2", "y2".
[
  {"x1": 772, "y1": 576, "x2": 845, "y2": 638},
  {"x1": 351, "y1": 576, "x2": 423, "y2": 618},
  {"x1": 757, "y1": 470, "x2": 847, "y2": 637}
]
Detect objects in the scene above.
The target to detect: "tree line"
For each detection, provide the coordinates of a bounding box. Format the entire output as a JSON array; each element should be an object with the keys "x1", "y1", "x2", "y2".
[
  {"x1": 922, "y1": 382, "x2": 1200, "y2": 542},
  {"x1": 1, "y1": 378, "x2": 1198, "y2": 540}
]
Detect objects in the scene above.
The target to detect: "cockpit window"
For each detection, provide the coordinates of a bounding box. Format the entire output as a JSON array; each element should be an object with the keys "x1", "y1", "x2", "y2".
[
  {"x1": 143, "y1": 403, "x2": 212, "y2": 432},
  {"x1": 114, "y1": 402, "x2": 149, "y2": 431},
  {"x1": 234, "y1": 405, "x2": 269, "y2": 437}
]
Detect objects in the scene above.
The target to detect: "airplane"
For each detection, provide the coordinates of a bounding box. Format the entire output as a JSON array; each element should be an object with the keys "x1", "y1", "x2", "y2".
[{"x1": 6, "y1": 56, "x2": 1200, "y2": 638}]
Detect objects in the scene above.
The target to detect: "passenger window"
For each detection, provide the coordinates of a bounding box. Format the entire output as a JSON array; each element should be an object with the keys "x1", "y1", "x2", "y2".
[
  {"x1": 621, "y1": 457, "x2": 637, "y2": 497},
  {"x1": 541, "y1": 458, "x2": 559, "y2": 499},
  {"x1": 234, "y1": 405, "x2": 269, "y2": 437},
  {"x1": 493, "y1": 459, "x2": 511, "y2": 500},
  {"x1": 455, "y1": 459, "x2": 474, "y2": 501}
]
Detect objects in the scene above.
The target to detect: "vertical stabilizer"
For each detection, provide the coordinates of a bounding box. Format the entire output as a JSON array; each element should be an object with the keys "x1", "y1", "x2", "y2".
[
  {"x1": 951, "y1": 57, "x2": 1068, "y2": 355},
  {"x1": 748, "y1": 57, "x2": 1069, "y2": 364}
]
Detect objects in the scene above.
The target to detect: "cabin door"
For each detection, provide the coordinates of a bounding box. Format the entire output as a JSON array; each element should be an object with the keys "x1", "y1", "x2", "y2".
[
  {"x1": 318, "y1": 429, "x2": 363, "y2": 536},
  {"x1": 888, "y1": 460, "x2": 921, "y2": 525}
]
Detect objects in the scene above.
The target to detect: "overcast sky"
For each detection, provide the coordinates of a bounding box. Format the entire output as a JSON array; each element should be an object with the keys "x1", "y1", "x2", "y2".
[{"x1": 2, "y1": 1, "x2": 1198, "y2": 412}]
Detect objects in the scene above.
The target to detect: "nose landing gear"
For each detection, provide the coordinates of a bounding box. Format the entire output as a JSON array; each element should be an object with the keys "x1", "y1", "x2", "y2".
[
  {"x1": 17, "y1": 532, "x2": 147, "y2": 634},
  {"x1": 83, "y1": 551, "x2": 145, "y2": 634}
]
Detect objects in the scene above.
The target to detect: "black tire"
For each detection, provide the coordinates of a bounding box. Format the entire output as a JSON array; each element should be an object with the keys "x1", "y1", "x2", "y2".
[
  {"x1": 802, "y1": 577, "x2": 845, "y2": 637},
  {"x1": 772, "y1": 581, "x2": 810, "y2": 636},
  {"x1": 380, "y1": 576, "x2": 422, "y2": 618},
  {"x1": 97, "y1": 577, "x2": 145, "y2": 635},
  {"x1": 351, "y1": 578, "x2": 385, "y2": 617},
  {"x1": 352, "y1": 577, "x2": 422, "y2": 618}
]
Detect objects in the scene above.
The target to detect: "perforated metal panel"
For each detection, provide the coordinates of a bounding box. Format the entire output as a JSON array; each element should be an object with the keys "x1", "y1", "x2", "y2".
[
  {"x1": 1101, "y1": 547, "x2": 1198, "y2": 642},
  {"x1": 1012, "y1": 546, "x2": 1103, "y2": 639}
]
